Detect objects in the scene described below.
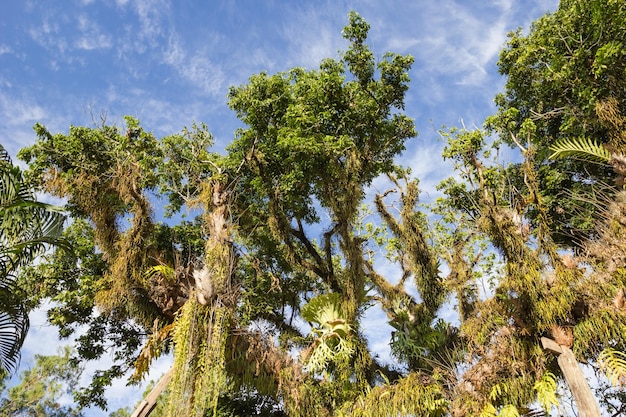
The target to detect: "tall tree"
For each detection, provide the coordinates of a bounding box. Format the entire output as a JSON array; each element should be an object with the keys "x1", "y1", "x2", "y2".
[
  {"x1": 18, "y1": 12, "x2": 453, "y2": 416},
  {"x1": 15, "y1": 4, "x2": 626, "y2": 416},
  {"x1": 430, "y1": 0, "x2": 626, "y2": 413}
]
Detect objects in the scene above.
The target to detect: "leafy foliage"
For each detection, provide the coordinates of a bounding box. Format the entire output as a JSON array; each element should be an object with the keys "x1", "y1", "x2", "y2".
[
  {"x1": 599, "y1": 348, "x2": 626, "y2": 388},
  {"x1": 490, "y1": 0, "x2": 626, "y2": 245},
  {"x1": 10, "y1": 4, "x2": 626, "y2": 417},
  {"x1": 533, "y1": 371, "x2": 559, "y2": 414},
  {"x1": 549, "y1": 137, "x2": 612, "y2": 163},
  {"x1": 301, "y1": 293, "x2": 354, "y2": 374},
  {"x1": 0, "y1": 346, "x2": 83, "y2": 417}
]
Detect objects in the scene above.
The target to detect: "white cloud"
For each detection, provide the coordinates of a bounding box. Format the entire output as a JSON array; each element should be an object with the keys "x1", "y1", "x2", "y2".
[
  {"x1": 402, "y1": 140, "x2": 452, "y2": 198},
  {"x1": 74, "y1": 14, "x2": 113, "y2": 50},
  {"x1": 28, "y1": 16, "x2": 69, "y2": 55},
  {"x1": 281, "y1": 6, "x2": 346, "y2": 70},
  {"x1": 361, "y1": 307, "x2": 394, "y2": 365},
  {"x1": 368, "y1": 0, "x2": 518, "y2": 88},
  {"x1": 162, "y1": 34, "x2": 226, "y2": 97},
  {"x1": 131, "y1": 0, "x2": 171, "y2": 48},
  {"x1": 0, "y1": 91, "x2": 46, "y2": 128}
]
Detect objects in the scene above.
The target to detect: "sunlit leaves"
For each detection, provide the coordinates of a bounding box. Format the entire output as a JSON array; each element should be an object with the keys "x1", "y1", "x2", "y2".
[
  {"x1": 533, "y1": 371, "x2": 559, "y2": 413},
  {"x1": 302, "y1": 293, "x2": 354, "y2": 374},
  {"x1": 492, "y1": 0, "x2": 626, "y2": 245},
  {"x1": 599, "y1": 348, "x2": 626, "y2": 388},
  {"x1": 549, "y1": 136, "x2": 611, "y2": 163}
]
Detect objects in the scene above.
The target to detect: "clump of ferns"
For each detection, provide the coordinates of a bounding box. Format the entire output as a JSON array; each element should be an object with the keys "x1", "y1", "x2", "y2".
[{"x1": 301, "y1": 293, "x2": 355, "y2": 376}]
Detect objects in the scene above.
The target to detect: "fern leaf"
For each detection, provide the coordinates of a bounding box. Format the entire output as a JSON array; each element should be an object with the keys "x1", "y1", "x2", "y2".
[
  {"x1": 549, "y1": 137, "x2": 611, "y2": 163},
  {"x1": 144, "y1": 264, "x2": 176, "y2": 282},
  {"x1": 534, "y1": 371, "x2": 558, "y2": 413},
  {"x1": 499, "y1": 404, "x2": 520, "y2": 417},
  {"x1": 599, "y1": 348, "x2": 626, "y2": 387},
  {"x1": 480, "y1": 403, "x2": 498, "y2": 417}
]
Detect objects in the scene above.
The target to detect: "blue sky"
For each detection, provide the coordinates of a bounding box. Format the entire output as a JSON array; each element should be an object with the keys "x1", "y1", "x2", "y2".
[{"x1": 1, "y1": 0, "x2": 559, "y2": 414}]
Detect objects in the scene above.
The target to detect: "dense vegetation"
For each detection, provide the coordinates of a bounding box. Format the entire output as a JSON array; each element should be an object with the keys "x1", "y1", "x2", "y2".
[{"x1": 3, "y1": 2, "x2": 626, "y2": 416}]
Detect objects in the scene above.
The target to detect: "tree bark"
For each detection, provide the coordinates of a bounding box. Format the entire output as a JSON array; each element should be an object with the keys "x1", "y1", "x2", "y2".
[{"x1": 541, "y1": 337, "x2": 601, "y2": 417}]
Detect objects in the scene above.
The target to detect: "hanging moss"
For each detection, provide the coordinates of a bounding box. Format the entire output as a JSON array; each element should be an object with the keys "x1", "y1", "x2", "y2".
[{"x1": 166, "y1": 296, "x2": 229, "y2": 417}]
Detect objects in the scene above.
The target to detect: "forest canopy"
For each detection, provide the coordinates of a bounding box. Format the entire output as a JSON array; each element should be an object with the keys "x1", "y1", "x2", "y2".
[{"x1": 5, "y1": 3, "x2": 626, "y2": 417}]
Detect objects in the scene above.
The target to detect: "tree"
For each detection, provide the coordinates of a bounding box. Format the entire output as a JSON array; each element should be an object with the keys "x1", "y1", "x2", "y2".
[
  {"x1": 484, "y1": 1, "x2": 626, "y2": 411},
  {"x1": 18, "y1": 12, "x2": 450, "y2": 416},
  {"x1": 0, "y1": 144, "x2": 66, "y2": 373},
  {"x1": 430, "y1": 0, "x2": 626, "y2": 413},
  {"x1": 0, "y1": 346, "x2": 83, "y2": 417},
  {"x1": 14, "y1": 5, "x2": 626, "y2": 417},
  {"x1": 489, "y1": 0, "x2": 626, "y2": 247}
]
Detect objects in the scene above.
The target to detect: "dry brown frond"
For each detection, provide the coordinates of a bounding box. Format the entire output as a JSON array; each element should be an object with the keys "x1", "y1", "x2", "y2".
[
  {"x1": 226, "y1": 329, "x2": 303, "y2": 408},
  {"x1": 550, "y1": 324, "x2": 573, "y2": 348},
  {"x1": 613, "y1": 288, "x2": 625, "y2": 311}
]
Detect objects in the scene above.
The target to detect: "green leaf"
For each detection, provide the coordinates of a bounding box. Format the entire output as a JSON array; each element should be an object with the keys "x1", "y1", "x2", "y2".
[
  {"x1": 548, "y1": 137, "x2": 611, "y2": 163},
  {"x1": 599, "y1": 348, "x2": 626, "y2": 387},
  {"x1": 533, "y1": 371, "x2": 558, "y2": 413}
]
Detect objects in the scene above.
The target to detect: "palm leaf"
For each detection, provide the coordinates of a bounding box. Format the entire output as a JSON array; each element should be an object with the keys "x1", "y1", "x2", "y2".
[
  {"x1": 0, "y1": 145, "x2": 10, "y2": 164},
  {"x1": 548, "y1": 137, "x2": 611, "y2": 163},
  {"x1": 0, "y1": 284, "x2": 28, "y2": 373},
  {"x1": 0, "y1": 147, "x2": 68, "y2": 374}
]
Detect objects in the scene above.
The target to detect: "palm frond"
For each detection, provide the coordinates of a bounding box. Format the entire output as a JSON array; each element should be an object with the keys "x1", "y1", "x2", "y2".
[
  {"x1": 0, "y1": 144, "x2": 11, "y2": 165},
  {"x1": 0, "y1": 285, "x2": 28, "y2": 373},
  {"x1": 548, "y1": 137, "x2": 611, "y2": 163},
  {"x1": 0, "y1": 151, "x2": 67, "y2": 374}
]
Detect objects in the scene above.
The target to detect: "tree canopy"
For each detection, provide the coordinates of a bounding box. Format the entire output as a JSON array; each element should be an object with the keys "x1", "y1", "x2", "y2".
[
  {"x1": 10, "y1": 5, "x2": 626, "y2": 417},
  {"x1": 490, "y1": 0, "x2": 626, "y2": 247}
]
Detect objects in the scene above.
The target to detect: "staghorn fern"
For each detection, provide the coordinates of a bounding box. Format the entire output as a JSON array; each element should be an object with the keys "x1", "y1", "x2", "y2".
[
  {"x1": 548, "y1": 137, "x2": 611, "y2": 164},
  {"x1": 301, "y1": 293, "x2": 354, "y2": 374}
]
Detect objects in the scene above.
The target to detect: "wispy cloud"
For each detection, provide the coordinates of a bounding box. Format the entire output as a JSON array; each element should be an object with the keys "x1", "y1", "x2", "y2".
[
  {"x1": 0, "y1": 91, "x2": 46, "y2": 128},
  {"x1": 75, "y1": 14, "x2": 113, "y2": 50},
  {"x1": 359, "y1": 0, "x2": 529, "y2": 89},
  {"x1": 117, "y1": 0, "x2": 171, "y2": 54},
  {"x1": 28, "y1": 14, "x2": 70, "y2": 56},
  {"x1": 281, "y1": 7, "x2": 345, "y2": 70},
  {"x1": 163, "y1": 34, "x2": 226, "y2": 97},
  {"x1": 409, "y1": 1, "x2": 511, "y2": 86}
]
